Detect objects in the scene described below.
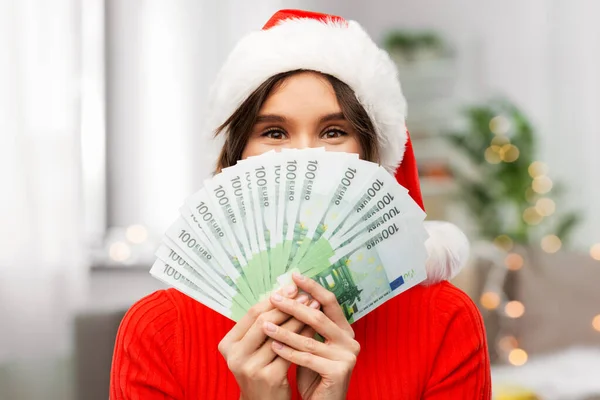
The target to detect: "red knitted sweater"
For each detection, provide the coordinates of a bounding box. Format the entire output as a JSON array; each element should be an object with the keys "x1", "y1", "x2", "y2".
[{"x1": 110, "y1": 281, "x2": 491, "y2": 399}]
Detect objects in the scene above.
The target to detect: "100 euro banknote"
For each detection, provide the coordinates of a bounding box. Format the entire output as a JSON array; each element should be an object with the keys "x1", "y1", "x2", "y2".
[{"x1": 152, "y1": 149, "x2": 430, "y2": 324}]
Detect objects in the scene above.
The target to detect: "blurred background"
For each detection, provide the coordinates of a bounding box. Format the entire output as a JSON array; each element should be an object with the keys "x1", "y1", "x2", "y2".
[{"x1": 1, "y1": 0, "x2": 599, "y2": 399}]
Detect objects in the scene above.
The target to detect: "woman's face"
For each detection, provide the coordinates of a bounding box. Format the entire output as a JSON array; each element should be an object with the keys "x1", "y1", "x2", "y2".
[{"x1": 241, "y1": 72, "x2": 363, "y2": 159}]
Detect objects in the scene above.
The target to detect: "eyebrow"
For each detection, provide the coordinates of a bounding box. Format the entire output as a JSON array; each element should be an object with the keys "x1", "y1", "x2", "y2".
[{"x1": 255, "y1": 112, "x2": 346, "y2": 124}]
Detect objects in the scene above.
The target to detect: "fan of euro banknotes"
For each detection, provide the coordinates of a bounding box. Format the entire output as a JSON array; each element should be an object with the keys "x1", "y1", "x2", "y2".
[{"x1": 150, "y1": 148, "x2": 430, "y2": 323}]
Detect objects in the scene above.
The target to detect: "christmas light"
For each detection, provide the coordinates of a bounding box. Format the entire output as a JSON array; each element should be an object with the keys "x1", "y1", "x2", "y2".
[
  {"x1": 535, "y1": 198, "x2": 556, "y2": 216},
  {"x1": 494, "y1": 235, "x2": 514, "y2": 252},
  {"x1": 498, "y1": 336, "x2": 519, "y2": 352},
  {"x1": 485, "y1": 146, "x2": 502, "y2": 164},
  {"x1": 523, "y1": 207, "x2": 543, "y2": 225},
  {"x1": 532, "y1": 176, "x2": 553, "y2": 194},
  {"x1": 500, "y1": 144, "x2": 520, "y2": 162},
  {"x1": 541, "y1": 235, "x2": 562, "y2": 253},
  {"x1": 505, "y1": 301, "x2": 525, "y2": 318},
  {"x1": 508, "y1": 349, "x2": 528, "y2": 366},
  {"x1": 489, "y1": 115, "x2": 511, "y2": 135},
  {"x1": 593, "y1": 315, "x2": 600, "y2": 332},
  {"x1": 480, "y1": 292, "x2": 501, "y2": 310},
  {"x1": 126, "y1": 224, "x2": 149, "y2": 244},
  {"x1": 505, "y1": 253, "x2": 524, "y2": 271},
  {"x1": 528, "y1": 161, "x2": 548, "y2": 178},
  {"x1": 110, "y1": 242, "x2": 131, "y2": 262},
  {"x1": 491, "y1": 135, "x2": 510, "y2": 146},
  {"x1": 591, "y1": 244, "x2": 600, "y2": 261},
  {"x1": 525, "y1": 188, "x2": 537, "y2": 203}
]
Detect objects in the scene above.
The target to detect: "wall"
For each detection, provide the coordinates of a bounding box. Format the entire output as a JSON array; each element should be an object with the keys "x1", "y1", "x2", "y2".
[
  {"x1": 348, "y1": 0, "x2": 599, "y2": 250},
  {"x1": 104, "y1": 0, "x2": 599, "y2": 248}
]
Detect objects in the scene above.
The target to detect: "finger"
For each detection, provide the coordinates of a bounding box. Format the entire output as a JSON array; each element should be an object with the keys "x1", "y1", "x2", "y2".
[
  {"x1": 298, "y1": 325, "x2": 316, "y2": 340},
  {"x1": 263, "y1": 321, "x2": 338, "y2": 360},
  {"x1": 250, "y1": 315, "x2": 307, "y2": 367},
  {"x1": 262, "y1": 355, "x2": 292, "y2": 382},
  {"x1": 219, "y1": 298, "x2": 273, "y2": 357},
  {"x1": 270, "y1": 293, "x2": 344, "y2": 342},
  {"x1": 237, "y1": 295, "x2": 309, "y2": 357},
  {"x1": 271, "y1": 341, "x2": 333, "y2": 376},
  {"x1": 292, "y1": 272, "x2": 354, "y2": 336},
  {"x1": 236, "y1": 345, "x2": 292, "y2": 387},
  {"x1": 221, "y1": 283, "x2": 299, "y2": 346}
]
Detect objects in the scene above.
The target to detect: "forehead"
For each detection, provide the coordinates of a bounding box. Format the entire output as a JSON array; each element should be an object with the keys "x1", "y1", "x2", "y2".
[{"x1": 260, "y1": 72, "x2": 341, "y2": 115}]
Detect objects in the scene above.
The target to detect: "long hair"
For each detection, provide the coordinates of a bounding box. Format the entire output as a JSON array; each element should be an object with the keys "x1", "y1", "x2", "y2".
[{"x1": 214, "y1": 70, "x2": 379, "y2": 172}]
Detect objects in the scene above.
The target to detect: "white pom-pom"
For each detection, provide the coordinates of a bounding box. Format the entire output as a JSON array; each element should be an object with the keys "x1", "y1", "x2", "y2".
[{"x1": 421, "y1": 220, "x2": 470, "y2": 285}]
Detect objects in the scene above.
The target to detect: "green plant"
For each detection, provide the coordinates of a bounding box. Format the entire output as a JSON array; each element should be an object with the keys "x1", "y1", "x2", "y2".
[
  {"x1": 445, "y1": 98, "x2": 580, "y2": 246},
  {"x1": 383, "y1": 30, "x2": 445, "y2": 60}
]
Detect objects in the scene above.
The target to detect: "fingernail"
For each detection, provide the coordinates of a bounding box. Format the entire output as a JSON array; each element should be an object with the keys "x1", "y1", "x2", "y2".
[
  {"x1": 296, "y1": 294, "x2": 308, "y2": 304},
  {"x1": 293, "y1": 272, "x2": 305, "y2": 280},
  {"x1": 271, "y1": 292, "x2": 283, "y2": 302},
  {"x1": 309, "y1": 300, "x2": 320, "y2": 309},
  {"x1": 273, "y1": 341, "x2": 283, "y2": 350},
  {"x1": 264, "y1": 321, "x2": 277, "y2": 332},
  {"x1": 284, "y1": 284, "x2": 296, "y2": 296}
]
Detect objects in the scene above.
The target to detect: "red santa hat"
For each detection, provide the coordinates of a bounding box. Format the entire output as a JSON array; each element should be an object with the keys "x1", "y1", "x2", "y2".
[{"x1": 203, "y1": 9, "x2": 469, "y2": 284}]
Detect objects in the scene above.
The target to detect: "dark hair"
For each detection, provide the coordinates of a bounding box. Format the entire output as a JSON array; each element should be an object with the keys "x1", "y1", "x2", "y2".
[{"x1": 214, "y1": 70, "x2": 379, "y2": 172}]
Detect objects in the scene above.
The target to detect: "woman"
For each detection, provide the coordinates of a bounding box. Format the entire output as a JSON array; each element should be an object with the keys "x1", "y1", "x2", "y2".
[{"x1": 110, "y1": 9, "x2": 490, "y2": 400}]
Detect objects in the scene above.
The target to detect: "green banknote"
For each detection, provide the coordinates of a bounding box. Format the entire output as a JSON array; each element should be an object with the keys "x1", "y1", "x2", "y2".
[
  {"x1": 334, "y1": 169, "x2": 426, "y2": 243},
  {"x1": 160, "y1": 237, "x2": 239, "y2": 302},
  {"x1": 287, "y1": 152, "x2": 356, "y2": 270},
  {"x1": 152, "y1": 149, "x2": 430, "y2": 324},
  {"x1": 280, "y1": 215, "x2": 429, "y2": 323},
  {"x1": 219, "y1": 166, "x2": 264, "y2": 297},
  {"x1": 165, "y1": 216, "x2": 255, "y2": 308},
  {"x1": 248, "y1": 154, "x2": 278, "y2": 297},
  {"x1": 287, "y1": 165, "x2": 425, "y2": 278},
  {"x1": 150, "y1": 259, "x2": 247, "y2": 321},
  {"x1": 155, "y1": 244, "x2": 232, "y2": 310}
]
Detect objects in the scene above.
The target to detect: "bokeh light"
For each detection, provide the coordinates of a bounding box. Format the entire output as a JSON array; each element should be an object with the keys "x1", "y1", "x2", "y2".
[
  {"x1": 505, "y1": 301, "x2": 525, "y2": 318},
  {"x1": 535, "y1": 198, "x2": 556, "y2": 216},
  {"x1": 532, "y1": 176, "x2": 553, "y2": 194},
  {"x1": 523, "y1": 207, "x2": 543, "y2": 225},
  {"x1": 498, "y1": 336, "x2": 519, "y2": 352},
  {"x1": 541, "y1": 235, "x2": 562, "y2": 253},
  {"x1": 505, "y1": 253, "x2": 524, "y2": 271},
  {"x1": 491, "y1": 135, "x2": 510, "y2": 146},
  {"x1": 109, "y1": 242, "x2": 131, "y2": 262},
  {"x1": 500, "y1": 144, "x2": 520, "y2": 162},
  {"x1": 525, "y1": 188, "x2": 537, "y2": 203},
  {"x1": 593, "y1": 315, "x2": 600, "y2": 332},
  {"x1": 489, "y1": 115, "x2": 511, "y2": 135},
  {"x1": 528, "y1": 161, "x2": 548, "y2": 178},
  {"x1": 126, "y1": 224, "x2": 149, "y2": 244},
  {"x1": 494, "y1": 235, "x2": 514, "y2": 252},
  {"x1": 508, "y1": 349, "x2": 528, "y2": 366},
  {"x1": 481, "y1": 292, "x2": 501, "y2": 310},
  {"x1": 590, "y1": 244, "x2": 600, "y2": 261},
  {"x1": 485, "y1": 146, "x2": 502, "y2": 164}
]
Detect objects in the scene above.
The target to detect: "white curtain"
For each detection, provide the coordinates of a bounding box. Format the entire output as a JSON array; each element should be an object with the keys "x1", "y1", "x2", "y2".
[
  {"x1": 106, "y1": 0, "x2": 295, "y2": 233},
  {"x1": 0, "y1": 0, "x2": 87, "y2": 363},
  {"x1": 544, "y1": 0, "x2": 600, "y2": 248}
]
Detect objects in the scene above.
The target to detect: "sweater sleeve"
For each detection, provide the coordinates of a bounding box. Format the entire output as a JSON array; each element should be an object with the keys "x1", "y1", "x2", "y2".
[
  {"x1": 424, "y1": 283, "x2": 492, "y2": 400},
  {"x1": 110, "y1": 290, "x2": 185, "y2": 400}
]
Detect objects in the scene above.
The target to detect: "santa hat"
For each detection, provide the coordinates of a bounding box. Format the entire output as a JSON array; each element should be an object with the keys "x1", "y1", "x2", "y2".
[{"x1": 203, "y1": 9, "x2": 469, "y2": 284}]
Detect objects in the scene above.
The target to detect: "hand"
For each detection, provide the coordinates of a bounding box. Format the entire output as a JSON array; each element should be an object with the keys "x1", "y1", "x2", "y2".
[
  {"x1": 264, "y1": 273, "x2": 360, "y2": 400},
  {"x1": 218, "y1": 284, "x2": 318, "y2": 400}
]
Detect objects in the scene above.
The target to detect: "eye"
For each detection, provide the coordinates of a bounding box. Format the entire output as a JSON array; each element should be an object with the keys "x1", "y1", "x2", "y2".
[
  {"x1": 261, "y1": 129, "x2": 287, "y2": 140},
  {"x1": 321, "y1": 128, "x2": 348, "y2": 139}
]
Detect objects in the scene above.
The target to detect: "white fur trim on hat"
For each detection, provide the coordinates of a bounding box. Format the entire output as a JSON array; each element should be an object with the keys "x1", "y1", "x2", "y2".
[
  {"x1": 422, "y1": 221, "x2": 470, "y2": 285},
  {"x1": 202, "y1": 17, "x2": 407, "y2": 174}
]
